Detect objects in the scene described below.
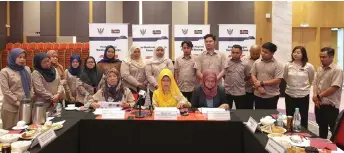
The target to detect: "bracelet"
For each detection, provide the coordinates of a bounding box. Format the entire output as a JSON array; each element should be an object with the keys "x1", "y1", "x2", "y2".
[
  {"x1": 260, "y1": 81, "x2": 264, "y2": 87},
  {"x1": 317, "y1": 94, "x2": 321, "y2": 99}
]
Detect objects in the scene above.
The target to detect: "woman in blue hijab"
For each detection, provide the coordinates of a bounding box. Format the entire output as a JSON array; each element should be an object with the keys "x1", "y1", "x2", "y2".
[
  {"x1": 64, "y1": 55, "x2": 83, "y2": 106},
  {"x1": 0, "y1": 48, "x2": 32, "y2": 129}
]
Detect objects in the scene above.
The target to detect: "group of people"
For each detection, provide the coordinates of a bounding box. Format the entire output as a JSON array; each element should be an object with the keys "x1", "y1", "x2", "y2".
[{"x1": 0, "y1": 33, "x2": 343, "y2": 140}]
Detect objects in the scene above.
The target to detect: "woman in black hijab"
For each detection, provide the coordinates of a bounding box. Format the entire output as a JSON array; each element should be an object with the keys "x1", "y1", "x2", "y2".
[
  {"x1": 32, "y1": 53, "x2": 64, "y2": 111},
  {"x1": 77, "y1": 56, "x2": 103, "y2": 104}
]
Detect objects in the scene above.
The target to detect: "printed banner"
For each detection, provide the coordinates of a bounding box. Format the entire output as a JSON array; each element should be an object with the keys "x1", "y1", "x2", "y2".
[
  {"x1": 89, "y1": 23, "x2": 128, "y2": 62},
  {"x1": 174, "y1": 24, "x2": 210, "y2": 60},
  {"x1": 132, "y1": 24, "x2": 169, "y2": 59},
  {"x1": 218, "y1": 24, "x2": 256, "y2": 58}
]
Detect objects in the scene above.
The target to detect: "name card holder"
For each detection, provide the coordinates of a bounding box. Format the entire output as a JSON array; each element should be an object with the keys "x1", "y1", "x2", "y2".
[
  {"x1": 37, "y1": 129, "x2": 57, "y2": 148},
  {"x1": 98, "y1": 102, "x2": 122, "y2": 109},
  {"x1": 246, "y1": 116, "x2": 259, "y2": 133},
  {"x1": 154, "y1": 111, "x2": 178, "y2": 120},
  {"x1": 206, "y1": 111, "x2": 231, "y2": 121},
  {"x1": 102, "y1": 109, "x2": 125, "y2": 119},
  {"x1": 265, "y1": 138, "x2": 287, "y2": 153}
]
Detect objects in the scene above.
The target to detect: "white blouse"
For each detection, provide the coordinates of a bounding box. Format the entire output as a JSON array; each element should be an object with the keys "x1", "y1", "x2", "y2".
[{"x1": 284, "y1": 62, "x2": 315, "y2": 98}]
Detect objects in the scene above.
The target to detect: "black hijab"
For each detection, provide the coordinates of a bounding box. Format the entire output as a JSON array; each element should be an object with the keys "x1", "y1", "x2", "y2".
[
  {"x1": 97, "y1": 45, "x2": 121, "y2": 63},
  {"x1": 68, "y1": 55, "x2": 82, "y2": 77},
  {"x1": 79, "y1": 56, "x2": 103, "y2": 87},
  {"x1": 33, "y1": 53, "x2": 56, "y2": 82}
]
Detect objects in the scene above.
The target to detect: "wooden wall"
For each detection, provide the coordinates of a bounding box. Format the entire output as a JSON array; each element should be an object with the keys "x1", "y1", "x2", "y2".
[
  {"x1": 254, "y1": 1, "x2": 272, "y2": 45},
  {"x1": 292, "y1": 1, "x2": 344, "y2": 69}
]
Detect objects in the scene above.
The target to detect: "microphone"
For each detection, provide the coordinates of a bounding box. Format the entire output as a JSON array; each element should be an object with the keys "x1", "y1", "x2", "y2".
[{"x1": 135, "y1": 90, "x2": 146, "y2": 118}]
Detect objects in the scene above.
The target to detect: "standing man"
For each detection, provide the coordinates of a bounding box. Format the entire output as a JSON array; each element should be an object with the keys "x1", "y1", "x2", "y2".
[
  {"x1": 175, "y1": 41, "x2": 197, "y2": 102},
  {"x1": 244, "y1": 44, "x2": 261, "y2": 109},
  {"x1": 313, "y1": 47, "x2": 343, "y2": 139},
  {"x1": 224, "y1": 45, "x2": 248, "y2": 109},
  {"x1": 194, "y1": 34, "x2": 227, "y2": 84},
  {"x1": 250, "y1": 42, "x2": 283, "y2": 109}
]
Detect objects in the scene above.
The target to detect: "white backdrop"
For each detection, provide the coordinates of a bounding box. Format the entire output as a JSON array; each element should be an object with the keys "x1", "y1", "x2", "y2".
[
  {"x1": 132, "y1": 24, "x2": 169, "y2": 60},
  {"x1": 89, "y1": 23, "x2": 128, "y2": 62},
  {"x1": 174, "y1": 24, "x2": 210, "y2": 60},
  {"x1": 218, "y1": 24, "x2": 256, "y2": 57}
]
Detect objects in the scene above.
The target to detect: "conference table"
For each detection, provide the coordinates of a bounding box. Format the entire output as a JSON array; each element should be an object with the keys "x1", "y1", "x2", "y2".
[{"x1": 25, "y1": 109, "x2": 337, "y2": 153}]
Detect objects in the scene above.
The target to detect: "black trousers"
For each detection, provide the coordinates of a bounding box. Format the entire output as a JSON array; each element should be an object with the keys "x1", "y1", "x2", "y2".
[
  {"x1": 315, "y1": 105, "x2": 339, "y2": 139},
  {"x1": 149, "y1": 90, "x2": 154, "y2": 105},
  {"x1": 226, "y1": 94, "x2": 246, "y2": 109},
  {"x1": 244, "y1": 92, "x2": 255, "y2": 109},
  {"x1": 254, "y1": 95, "x2": 279, "y2": 109},
  {"x1": 285, "y1": 94, "x2": 309, "y2": 129},
  {"x1": 182, "y1": 92, "x2": 193, "y2": 103}
]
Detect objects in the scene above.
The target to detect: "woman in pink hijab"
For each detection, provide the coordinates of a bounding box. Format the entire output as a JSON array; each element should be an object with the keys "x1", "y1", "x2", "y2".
[{"x1": 191, "y1": 70, "x2": 229, "y2": 109}]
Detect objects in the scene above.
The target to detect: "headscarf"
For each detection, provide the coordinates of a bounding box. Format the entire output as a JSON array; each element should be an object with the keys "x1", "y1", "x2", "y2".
[
  {"x1": 47, "y1": 50, "x2": 65, "y2": 79},
  {"x1": 103, "y1": 68, "x2": 125, "y2": 102},
  {"x1": 33, "y1": 53, "x2": 56, "y2": 82},
  {"x1": 7, "y1": 48, "x2": 31, "y2": 98},
  {"x1": 201, "y1": 70, "x2": 218, "y2": 99},
  {"x1": 79, "y1": 56, "x2": 103, "y2": 87},
  {"x1": 148, "y1": 44, "x2": 168, "y2": 64},
  {"x1": 123, "y1": 45, "x2": 146, "y2": 68},
  {"x1": 68, "y1": 55, "x2": 82, "y2": 77},
  {"x1": 153, "y1": 69, "x2": 181, "y2": 107},
  {"x1": 98, "y1": 45, "x2": 121, "y2": 63}
]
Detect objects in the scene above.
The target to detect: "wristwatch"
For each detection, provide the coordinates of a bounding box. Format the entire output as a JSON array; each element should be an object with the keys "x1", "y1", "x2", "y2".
[
  {"x1": 317, "y1": 94, "x2": 321, "y2": 99},
  {"x1": 260, "y1": 81, "x2": 264, "y2": 87}
]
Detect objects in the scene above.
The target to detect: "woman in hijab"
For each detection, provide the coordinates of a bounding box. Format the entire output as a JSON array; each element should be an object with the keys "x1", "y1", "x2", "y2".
[
  {"x1": 146, "y1": 44, "x2": 174, "y2": 104},
  {"x1": 32, "y1": 53, "x2": 64, "y2": 112},
  {"x1": 64, "y1": 55, "x2": 82, "y2": 106},
  {"x1": 87, "y1": 68, "x2": 135, "y2": 109},
  {"x1": 77, "y1": 56, "x2": 103, "y2": 104},
  {"x1": 0, "y1": 48, "x2": 33, "y2": 129},
  {"x1": 47, "y1": 50, "x2": 69, "y2": 101},
  {"x1": 97, "y1": 45, "x2": 122, "y2": 74},
  {"x1": 120, "y1": 45, "x2": 147, "y2": 93},
  {"x1": 152, "y1": 69, "x2": 190, "y2": 108},
  {"x1": 191, "y1": 70, "x2": 229, "y2": 109}
]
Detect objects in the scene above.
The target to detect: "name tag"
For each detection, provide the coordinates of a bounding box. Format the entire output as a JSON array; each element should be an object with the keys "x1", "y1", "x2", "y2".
[
  {"x1": 265, "y1": 138, "x2": 287, "y2": 153},
  {"x1": 246, "y1": 116, "x2": 258, "y2": 133},
  {"x1": 154, "y1": 111, "x2": 178, "y2": 120},
  {"x1": 207, "y1": 111, "x2": 231, "y2": 121},
  {"x1": 37, "y1": 129, "x2": 57, "y2": 148},
  {"x1": 102, "y1": 109, "x2": 125, "y2": 119},
  {"x1": 99, "y1": 102, "x2": 122, "y2": 109}
]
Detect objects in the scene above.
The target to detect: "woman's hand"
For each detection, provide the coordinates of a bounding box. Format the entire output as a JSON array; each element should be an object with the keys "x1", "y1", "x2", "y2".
[
  {"x1": 138, "y1": 83, "x2": 146, "y2": 90},
  {"x1": 219, "y1": 104, "x2": 229, "y2": 110},
  {"x1": 51, "y1": 94, "x2": 59, "y2": 103},
  {"x1": 120, "y1": 103, "x2": 131, "y2": 108},
  {"x1": 91, "y1": 102, "x2": 100, "y2": 109},
  {"x1": 257, "y1": 87, "x2": 265, "y2": 95}
]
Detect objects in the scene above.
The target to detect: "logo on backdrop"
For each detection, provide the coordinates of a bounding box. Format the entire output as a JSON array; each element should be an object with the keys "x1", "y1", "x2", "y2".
[
  {"x1": 152, "y1": 30, "x2": 161, "y2": 35},
  {"x1": 194, "y1": 30, "x2": 202, "y2": 34},
  {"x1": 182, "y1": 29, "x2": 188, "y2": 35},
  {"x1": 240, "y1": 30, "x2": 248, "y2": 34},
  {"x1": 140, "y1": 29, "x2": 146, "y2": 36},
  {"x1": 97, "y1": 28, "x2": 104, "y2": 35},
  {"x1": 227, "y1": 29, "x2": 233, "y2": 35},
  {"x1": 111, "y1": 29, "x2": 120, "y2": 34}
]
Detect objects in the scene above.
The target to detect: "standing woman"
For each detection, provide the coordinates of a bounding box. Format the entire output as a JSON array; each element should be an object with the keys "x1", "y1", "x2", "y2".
[
  {"x1": 97, "y1": 45, "x2": 122, "y2": 74},
  {"x1": 284, "y1": 46, "x2": 315, "y2": 129},
  {"x1": 120, "y1": 45, "x2": 147, "y2": 94},
  {"x1": 146, "y1": 45, "x2": 174, "y2": 104},
  {"x1": 32, "y1": 53, "x2": 64, "y2": 112},
  {"x1": 77, "y1": 56, "x2": 103, "y2": 105},
  {"x1": 47, "y1": 50, "x2": 70, "y2": 101},
  {"x1": 0, "y1": 48, "x2": 33, "y2": 129},
  {"x1": 64, "y1": 55, "x2": 82, "y2": 106}
]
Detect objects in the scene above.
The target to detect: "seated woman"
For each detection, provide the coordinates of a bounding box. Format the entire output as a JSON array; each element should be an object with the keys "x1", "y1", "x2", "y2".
[
  {"x1": 191, "y1": 70, "x2": 229, "y2": 109},
  {"x1": 152, "y1": 69, "x2": 191, "y2": 108},
  {"x1": 87, "y1": 68, "x2": 135, "y2": 109}
]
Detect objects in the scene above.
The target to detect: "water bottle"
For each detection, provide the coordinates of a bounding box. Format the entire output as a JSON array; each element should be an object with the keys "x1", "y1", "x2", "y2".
[
  {"x1": 276, "y1": 113, "x2": 284, "y2": 127},
  {"x1": 56, "y1": 103, "x2": 62, "y2": 117},
  {"x1": 293, "y1": 108, "x2": 301, "y2": 132}
]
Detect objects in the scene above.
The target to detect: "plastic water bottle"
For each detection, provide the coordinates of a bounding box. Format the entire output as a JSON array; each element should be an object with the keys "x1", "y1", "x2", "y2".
[
  {"x1": 293, "y1": 108, "x2": 301, "y2": 132},
  {"x1": 276, "y1": 113, "x2": 284, "y2": 127},
  {"x1": 56, "y1": 103, "x2": 62, "y2": 117}
]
